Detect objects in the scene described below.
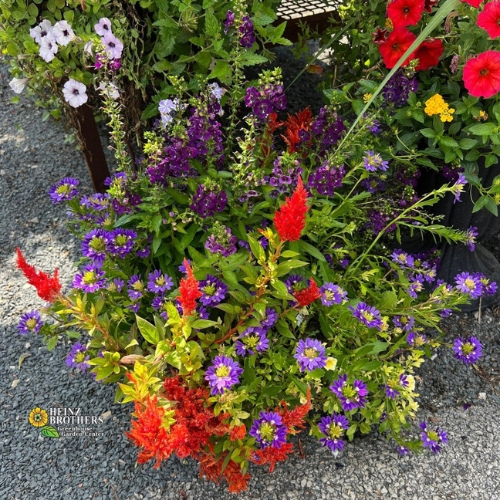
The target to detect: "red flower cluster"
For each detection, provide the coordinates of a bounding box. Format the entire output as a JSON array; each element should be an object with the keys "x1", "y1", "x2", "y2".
[
  {"x1": 282, "y1": 108, "x2": 313, "y2": 153},
  {"x1": 463, "y1": 50, "x2": 500, "y2": 98},
  {"x1": 16, "y1": 248, "x2": 61, "y2": 302},
  {"x1": 294, "y1": 278, "x2": 321, "y2": 307},
  {"x1": 199, "y1": 451, "x2": 251, "y2": 493},
  {"x1": 177, "y1": 258, "x2": 202, "y2": 316},
  {"x1": 273, "y1": 177, "x2": 308, "y2": 242},
  {"x1": 477, "y1": 1, "x2": 500, "y2": 39}
]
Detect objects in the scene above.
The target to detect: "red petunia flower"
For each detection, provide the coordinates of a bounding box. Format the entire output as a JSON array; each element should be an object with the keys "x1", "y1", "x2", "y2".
[
  {"x1": 477, "y1": 1, "x2": 500, "y2": 39},
  {"x1": 414, "y1": 38, "x2": 444, "y2": 70},
  {"x1": 177, "y1": 258, "x2": 202, "y2": 316},
  {"x1": 294, "y1": 279, "x2": 321, "y2": 307},
  {"x1": 378, "y1": 27, "x2": 417, "y2": 69},
  {"x1": 274, "y1": 177, "x2": 308, "y2": 242},
  {"x1": 424, "y1": 0, "x2": 439, "y2": 13},
  {"x1": 16, "y1": 248, "x2": 61, "y2": 302},
  {"x1": 387, "y1": 0, "x2": 425, "y2": 27},
  {"x1": 461, "y1": 0, "x2": 483, "y2": 7},
  {"x1": 372, "y1": 27, "x2": 388, "y2": 44},
  {"x1": 463, "y1": 50, "x2": 500, "y2": 98}
]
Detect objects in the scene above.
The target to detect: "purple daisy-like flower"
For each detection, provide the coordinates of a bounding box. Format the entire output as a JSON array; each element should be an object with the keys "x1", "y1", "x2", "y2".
[
  {"x1": 391, "y1": 249, "x2": 415, "y2": 268},
  {"x1": 80, "y1": 193, "x2": 110, "y2": 211},
  {"x1": 477, "y1": 274, "x2": 498, "y2": 296},
  {"x1": 455, "y1": 271, "x2": 482, "y2": 299},
  {"x1": 294, "y1": 338, "x2": 327, "y2": 372},
  {"x1": 147, "y1": 270, "x2": 174, "y2": 293},
  {"x1": 393, "y1": 315, "x2": 415, "y2": 332},
  {"x1": 453, "y1": 336, "x2": 482, "y2": 365},
  {"x1": 127, "y1": 274, "x2": 144, "y2": 300},
  {"x1": 385, "y1": 385, "x2": 400, "y2": 399},
  {"x1": 397, "y1": 445, "x2": 411, "y2": 456},
  {"x1": 107, "y1": 228, "x2": 137, "y2": 258},
  {"x1": 318, "y1": 414, "x2": 350, "y2": 452},
  {"x1": 330, "y1": 374, "x2": 368, "y2": 412},
  {"x1": 49, "y1": 177, "x2": 80, "y2": 203},
  {"x1": 199, "y1": 275, "x2": 228, "y2": 306},
  {"x1": 73, "y1": 265, "x2": 106, "y2": 293},
  {"x1": 81, "y1": 229, "x2": 109, "y2": 263},
  {"x1": 136, "y1": 246, "x2": 151, "y2": 259},
  {"x1": 18, "y1": 310, "x2": 43, "y2": 335},
  {"x1": 349, "y1": 302, "x2": 383, "y2": 330},
  {"x1": 205, "y1": 355, "x2": 243, "y2": 395},
  {"x1": 111, "y1": 278, "x2": 124, "y2": 292},
  {"x1": 284, "y1": 274, "x2": 305, "y2": 294},
  {"x1": 249, "y1": 411, "x2": 288, "y2": 449},
  {"x1": 399, "y1": 374, "x2": 409, "y2": 388},
  {"x1": 465, "y1": 226, "x2": 478, "y2": 252},
  {"x1": 408, "y1": 274, "x2": 425, "y2": 299},
  {"x1": 362, "y1": 150, "x2": 389, "y2": 172},
  {"x1": 261, "y1": 308, "x2": 278, "y2": 329},
  {"x1": 235, "y1": 327, "x2": 269, "y2": 356},
  {"x1": 452, "y1": 173, "x2": 467, "y2": 204},
  {"x1": 319, "y1": 283, "x2": 347, "y2": 306},
  {"x1": 406, "y1": 331, "x2": 428, "y2": 346},
  {"x1": 420, "y1": 421, "x2": 448, "y2": 454},
  {"x1": 66, "y1": 342, "x2": 90, "y2": 373}
]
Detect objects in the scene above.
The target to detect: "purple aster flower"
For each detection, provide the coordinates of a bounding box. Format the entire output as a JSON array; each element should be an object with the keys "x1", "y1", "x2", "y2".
[
  {"x1": 420, "y1": 421, "x2": 448, "y2": 454},
  {"x1": 452, "y1": 173, "x2": 467, "y2": 203},
  {"x1": 127, "y1": 302, "x2": 140, "y2": 314},
  {"x1": 111, "y1": 278, "x2": 124, "y2": 292},
  {"x1": 127, "y1": 274, "x2": 144, "y2": 300},
  {"x1": 330, "y1": 374, "x2": 368, "y2": 412},
  {"x1": 397, "y1": 445, "x2": 411, "y2": 456},
  {"x1": 318, "y1": 414, "x2": 349, "y2": 452},
  {"x1": 406, "y1": 331, "x2": 428, "y2": 346},
  {"x1": 66, "y1": 342, "x2": 90, "y2": 373},
  {"x1": 284, "y1": 274, "x2": 306, "y2": 294},
  {"x1": 320, "y1": 283, "x2": 347, "y2": 306},
  {"x1": 362, "y1": 151, "x2": 389, "y2": 172},
  {"x1": 465, "y1": 226, "x2": 478, "y2": 252},
  {"x1": 453, "y1": 336, "x2": 482, "y2": 365},
  {"x1": 73, "y1": 265, "x2": 106, "y2": 293},
  {"x1": 440, "y1": 308, "x2": 452, "y2": 318},
  {"x1": 205, "y1": 355, "x2": 243, "y2": 395},
  {"x1": 455, "y1": 272, "x2": 482, "y2": 299},
  {"x1": 261, "y1": 308, "x2": 278, "y2": 329},
  {"x1": 106, "y1": 228, "x2": 137, "y2": 258},
  {"x1": 80, "y1": 193, "x2": 110, "y2": 211},
  {"x1": 294, "y1": 338, "x2": 327, "y2": 372},
  {"x1": 102, "y1": 32, "x2": 123, "y2": 59},
  {"x1": 81, "y1": 229, "x2": 109, "y2": 263},
  {"x1": 391, "y1": 249, "x2": 415, "y2": 268},
  {"x1": 48, "y1": 177, "x2": 80, "y2": 203},
  {"x1": 94, "y1": 17, "x2": 112, "y2": 36},
  {"x1": 199, "y1": 275, "x2": 227, "y2": 306},
  {"x1": 476, "y1": 273, "x2": 498, "y2": 296},
  {"x1": 136, "y1": 246, "x2": 151, "y2": 259},
  {"x1": 198, "y1": 305, "x2": 210, "y2": 319},
  {"x1": 235, "y1": 327, "x2": 269, "y2": 356},
  {"x1": 349, "y1": 302, "x2": 383, "y2": 330},
  {"x1": 18, "y1": 310, "x2": 43, "y2": 335},
  {"x1": 385, "y1": 385, "x2": 400, "y2": 399},
  {"x1": 393, "y1": 315, "x2": 415, "y2": 332},
  {"x1": 399, "y1": 374, "x2": 409, "y2": 389},
  {"x1": 147, "y1": 270, "x2": 174, "y2": 293},
  {"x1": 249, "y1": 411, "x2": 287, "y2": 449},
  {"x1": 408, "y1": 274, "x2": 425, "y2": 299}
]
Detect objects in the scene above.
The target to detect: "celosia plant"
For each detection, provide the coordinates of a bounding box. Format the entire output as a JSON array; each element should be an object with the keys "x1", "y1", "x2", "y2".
[{"x1": 15, "y1": 5, "x2": 498, "y2": 493}]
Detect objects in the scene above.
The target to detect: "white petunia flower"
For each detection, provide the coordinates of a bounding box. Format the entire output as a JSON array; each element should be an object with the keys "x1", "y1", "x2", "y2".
[
  {"x1": 97, "y1": 81, "x2": 120, "y2": 100},
  {"x1": 62, "y1": 79, "x2": 88, "y2": 108},
  {"x1": 102, "y1": 32, "x2": 123, "y2": 60},
  {"x1": 94, "y1": 17, "x2": 112, "y2": 36},
  {"x1": 83, "y1": 40, "x2": 94, "y2": 55},
  {"x1": 29, "y1": 19, "x2": 53, "y2": 45},
  {"x1": 52, "y1": 20, "x2": 75, "y2": 46},
  {"x1": 9, "y1": 77, "x2": 29, "y2": 94},
  {"x1": 39, "y1": 35, "x2": 58, "y2": 62}
]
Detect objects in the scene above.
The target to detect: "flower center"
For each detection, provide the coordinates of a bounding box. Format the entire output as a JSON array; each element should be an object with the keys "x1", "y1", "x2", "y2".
[
  {"x1": 362, "y1": 311, "x2": 374, "y2": 322},
  {"x1": 156, "y1": 276, "x2": 165, "y2": 286},
  {"x1": 56, "y1": 184, "x2": 72, "y2": 195},
  {"x1": 304, "y1": 347, "x2": 318, "y2": 359},
  {"x1": 328, "y1": 424, "x2": 343, "y2": 440},
  {"x1": 72, "y1": 88, "x2": 80, "y2": 95},
  {"x1": 427, "y1": 430, "x2": 439, "y2": 442},
  {"x1": 90, "y1": 237, "x2": 106, "y2": 251},
  {"x1": 203, "y1": 284, "x2": 216, "y2": 296},
  {"x1": 342, "y1": 385, "x2": 357, "y2": 400},
  {"x1": 259, "y1": 422, "x2": 276, "y2": 443},
  {"x1": 115, "y1": 235, "x2": 128, "y2": 246},
  {"x1": 34, "y1": 413, "x2": 43, "y2": 422},
  {"x1": 216, "y1": 365, "x2": 230, "y2": 378},
  {"x1": 26, "y1": 318, "x2": 37, "y2": 329},
  {"x1": 480, "y1": 68, "x2": 489, "y2": 76},
  {"x1": 132, "y1": 280, "x2": 143, "y2": 291},
  {"x1": 462, "y1": 342, "x2": 474, "y2": 355},
  {"x1": 75, "y1": 352, "x2": 86, "y2": 363},
  {"x1": 464, "y1": 278, "x2": 476, "y2": 290},
  {"x1": 83, "y1": 271, "x2": 98, "y2": 284},
  {"x1": 244, "y1": 335, "x2": 259, "y2": 349}
]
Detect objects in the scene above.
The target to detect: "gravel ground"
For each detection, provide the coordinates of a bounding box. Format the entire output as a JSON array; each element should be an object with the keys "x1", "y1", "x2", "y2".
[{"x1": 1, "y1": 58, "x2": 500, "y2": 500}]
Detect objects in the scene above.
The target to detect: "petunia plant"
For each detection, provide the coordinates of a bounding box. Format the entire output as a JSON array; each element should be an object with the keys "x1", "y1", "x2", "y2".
[{"x1": 14, "y1": 34, "x2": 497, "y2": 491}]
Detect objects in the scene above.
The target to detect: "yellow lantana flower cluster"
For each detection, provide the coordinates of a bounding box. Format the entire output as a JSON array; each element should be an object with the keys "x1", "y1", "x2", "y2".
[{"x1": 424, "y1": 93, "x2": 455, "y2": 122}]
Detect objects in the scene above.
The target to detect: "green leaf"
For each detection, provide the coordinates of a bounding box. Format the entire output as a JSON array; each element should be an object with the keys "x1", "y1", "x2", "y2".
[
  {"x1": 41, "y1": 425, "x2": 59, "y2": 438},
  {"x1": 46, "y1": 336, "x2": 58, "y2": 351},
  {"x1": 205, "y1": 10, "x2": 219, "y2": 37},
  {"x1": 272, "y1": 280, "x2": 294, "y2": 300},
  {"x1": 459, "y1": 138, "x2": 478, "y2": 150},
  {"x1": 191, "y1": 319, "x2": 218, "y2": 329},
  {"x1": 298, "y1": 240, "x2": 326, "y2": 261},
  {"x1": 136, "y1": 315, "x2": 160, "y2": 344},
  {"x1": 469, "y1": 123, "x2": 497, "y2": 136},
  {"x1": 239, "y1": 52, "x2": 268, "y2": 67},
  {"x1": 419, "y1": 128, "x2": 436, "y2": 139},
  {"x1": 276, "y1": 259, "x2": 308, "y2": 277},
  {"x1": 208, "y1": 60, "x2": 231, "y2": 83},
  {"x1": 247, "y1": 235, "x2": 266, "y2": 263}
]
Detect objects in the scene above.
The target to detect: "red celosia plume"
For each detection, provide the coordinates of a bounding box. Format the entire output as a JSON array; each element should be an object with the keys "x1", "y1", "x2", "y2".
[
  {"x1": 282, "y1": 107, "x2": 313, "y2": 153},
  {"x1": 16, "y1": 248, "x2": 61, "y2": 302},
  {"x1": 294, "y1": 279, "x2": 321, "y2": 307},
  {"x1": 177, "y1": 258, "x2": 202, "y2": 316},
  {"x1": 274, "y1": 177, "x2": 308, "y2": 242}
]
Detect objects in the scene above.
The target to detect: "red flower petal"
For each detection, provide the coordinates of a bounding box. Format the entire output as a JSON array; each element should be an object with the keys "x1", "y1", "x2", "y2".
[
  {"x1": 414, "y1": 38, "x2": 444, "y2": 70},
  {"x1": 477, "y1": 1, "x2": 500, "y2": 39},
  {"x1": 387, "y1": 0, "x2": 425, "y2": 27},
  {"x1": 461, "y1": 0, "x2": 483, "y2": 7},
  {"x1": 463, "y1": 50, "x2": 500, "y2": 98},
  {"x1": 379, "y1": 27, "x2": 417, "y2": 69}
]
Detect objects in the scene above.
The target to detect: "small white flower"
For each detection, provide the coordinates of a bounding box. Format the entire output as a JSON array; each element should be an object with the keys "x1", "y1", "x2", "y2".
[
  {"x1": 97, "y1": 81, "x2": 120, "y2": 100},
  {"x1": 102, "y1": 32, "x2": 123, "y2": 60},
  {"x1": 52, "y1": 20, "x2": 75, "y2": 46},
  {"x1": 208, "y1": 82, "x2": 225, "y2": 101},
  {"x1": 83, "y1": 40, "x2": 94, "y2": 55},
  {"x1": 62, "y1": 78, "x2": 88, "y2": 108},
  {"x1": 39, "y1": 35, "x2": 58, "y2": 62},
  {"x1": 94, "y1": 17, "x2": 112, "y2": 37},
  {"x1": 9, "y1": 77, "x2": 29, "y2": 94},
  {"x1": 29, "y1": 19, "x2": 53, "y2": 45}
]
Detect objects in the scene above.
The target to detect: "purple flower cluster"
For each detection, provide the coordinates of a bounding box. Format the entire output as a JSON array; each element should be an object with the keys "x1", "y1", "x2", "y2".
[
  {"x1": 318, "y1": 414, "x2": 350, "y2": 452},
  {"x1": 239, "y1": 15, "x2": 255, "y2": 48},
  {"x1": 420, "y1": 421, "x2": 448, "y2": 454},
  {"x1": 310, "y1": 107, "x2": 345, "y2": 155},
  {"x1": 235, "y1": 326, "x2": 269, "y2": 356},
  {"x1": 453, "y1": 336, "x2": 482, "y2": 365},
  {"x1": 249, "y1": 411, "x2": 287, "y2": 449},
  {"x1": 308, "y1": 162, "x2": 345, "y2": 196},
  {"x1": 18, "y1": 310, "x2": 43, "y2": 335},
  {"x1": 66, "y1": 342, "x2": 91, "y2": 373},
  {"x1": 454, "y1": 271, "x2": 497, "y2": 299},
  {"x1": 107, "y1": 228, "x2": 137, "y2": 258},
  {"x1": 244, "y1": 84, "x2": 287, "y2": 121},
  {"x1": 82, "y1": 229, "x2": 108, "y2": 263},
  {"x1": 294, "y1": 338, "x2": 327, "y2": 371},
  {"x1": 199, "y1": 275, "x2": 228, "y2": 306},
  {"x1": 80, "y1": 193, "x2": 111, "y2": 211},
  {"x1": 261, "y1": 308, "x2": 278, "y2": 329},
  {"x1": 393, "y1": 315, "x2": 415, "y2": 332},
  {"x1": 191, "y1": 184, "x2": 227, "y2": 218},
  {"x1": 224, "y1": 10, "x2": 235, "y2": 34},
  {"x1": 262, "y1": 155, "x2": 303, "y2": 199},
  {"x1": 330, "y1": 374, "x2": 368, "y2": 412},
  {"x1": 319, "y1": 283, "x2": 347, "y2": 306},
  {"x1": 205, "y1": 355, "x2": 243, "y2": 395},
  {"x1": 362, "y1": 151, "x2": 389, "y2": 172},
  {"x1": 205, "y1": 225, "x2": 238, "y2": 257},
  {"x1": 382, "y1": 69, "x2": 418, "y2": 107},
  {"x1": 73, "y1": 264, "x2": 107, "y2": 293},
  {"x1": 49, "y1": 177, "x2": 80, "y2": 203},
  {"x1": 349, "y1": 302, "x2": 383, "y2": 330}
]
